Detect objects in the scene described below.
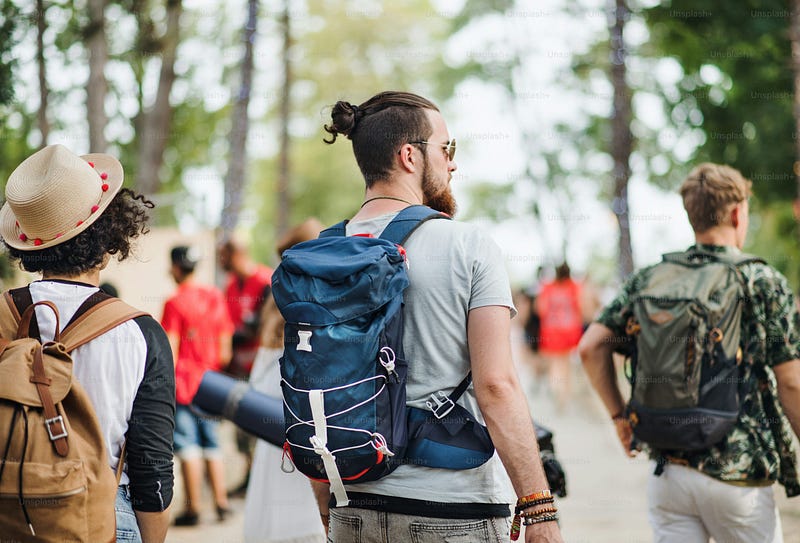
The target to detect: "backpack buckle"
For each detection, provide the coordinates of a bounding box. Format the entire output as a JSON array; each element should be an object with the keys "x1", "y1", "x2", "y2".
[
  {"x1": 44, "y1": 415, "x2": 68, "y2": 440},
  {"x1": 427, "y1": 391, "x2": 455, "y2": 419}
]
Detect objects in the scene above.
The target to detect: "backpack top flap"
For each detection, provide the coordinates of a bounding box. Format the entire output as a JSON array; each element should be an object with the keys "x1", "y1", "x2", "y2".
[
  {"x1": 0, "y1": 340, "x2": 73, "y2": 407},
  {"x1": 273, "y1": 235, "x2": 409, "y2": 325},
  {"x1": 0, "y1": 297, "x2": 74, "y2": 408}
]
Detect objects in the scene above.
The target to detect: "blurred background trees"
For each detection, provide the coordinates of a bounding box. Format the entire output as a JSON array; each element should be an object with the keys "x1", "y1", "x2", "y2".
[{"x1": 1, "y1": 0, "x2": 799, "y2": 286}]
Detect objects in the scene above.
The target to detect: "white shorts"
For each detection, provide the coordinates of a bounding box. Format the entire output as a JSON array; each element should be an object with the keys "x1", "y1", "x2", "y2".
[{"x1": 648, "y1": 463, "x2": 782, "y2": 543}]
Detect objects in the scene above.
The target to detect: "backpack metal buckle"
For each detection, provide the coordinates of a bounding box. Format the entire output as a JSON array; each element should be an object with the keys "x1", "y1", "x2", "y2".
[
  {"x1": 427, "y1": 391, "x2": 455, "y2": 419},
  {"x1": 45, "y1": 415, "x2": 68, "y2": 440}
]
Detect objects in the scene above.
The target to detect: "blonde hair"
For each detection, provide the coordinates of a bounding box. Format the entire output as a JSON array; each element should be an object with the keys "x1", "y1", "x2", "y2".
[{"x1": 679, "y1": 163, "x2": 752, "y2": 233}]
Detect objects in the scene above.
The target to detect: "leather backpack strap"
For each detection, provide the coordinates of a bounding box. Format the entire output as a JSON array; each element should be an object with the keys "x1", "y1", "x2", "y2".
[
  {"x1": 0, "y1": 292, "x2": 20, "y2": 353},
  {"x1": 18, "y1": 301, "x2": 70, "y2": 457},
  {"x1": 115, "y1": 440, "x2": 127, "y2": 485},
  {"x1": 59, "y1": 298, "x2": 148, "y2": 352}
]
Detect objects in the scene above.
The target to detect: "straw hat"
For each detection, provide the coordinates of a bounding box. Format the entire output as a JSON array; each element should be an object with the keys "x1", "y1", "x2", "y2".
[{"x1": 0, "y1": 144, "x2": 124, "y2": 250}]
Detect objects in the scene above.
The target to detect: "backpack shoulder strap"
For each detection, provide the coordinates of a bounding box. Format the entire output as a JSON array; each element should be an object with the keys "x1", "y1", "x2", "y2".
[
  {"x1": 379, "y1": 205, "x2": 450, "y2": 245},
  {"x1": 4, "y1": 287, "x2": 37, "y2": 339},
  {"x1": 59, "y1": 297, "x2": 148, "y2": 352},
  {"x1": 662, "y1": 249, "x2": 766, "y2": 269},
  {"x1": 728, "y1": 252, "x2": 767, "y2": 267},
  {"x1": 318, "y1": 221, "x2": 347, "y2": 238},
  {"x1": 0, "y1": 290, "x2": 22, "y2": 339},
  {"x1": 317, "y1": 206, "x2": 449, "y2": 243}
]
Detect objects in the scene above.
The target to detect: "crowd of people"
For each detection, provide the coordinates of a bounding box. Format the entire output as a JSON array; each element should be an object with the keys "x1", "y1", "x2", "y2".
[{"x1": 1, "y1": 90, "x2": 799, "y2": 543}]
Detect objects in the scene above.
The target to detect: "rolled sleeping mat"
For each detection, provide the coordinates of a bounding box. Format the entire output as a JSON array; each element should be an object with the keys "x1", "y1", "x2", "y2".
[{"x1": 192, "y1": 370, "x2": 285, "y2": 447}]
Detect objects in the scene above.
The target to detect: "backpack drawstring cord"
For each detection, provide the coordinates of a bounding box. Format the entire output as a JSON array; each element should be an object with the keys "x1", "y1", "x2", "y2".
[
  {"x1": 0, "y1": 405, "x2": 34, "y2": 534},
  {"x1": 19, "y1": 407, "x2": 35, "y2": 535},
  {"x1": 0, "y1": 405, "x2": 21, "y2": 484}
]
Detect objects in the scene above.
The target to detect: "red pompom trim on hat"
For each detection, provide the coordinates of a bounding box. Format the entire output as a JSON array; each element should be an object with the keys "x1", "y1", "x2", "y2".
[
  {"x1": 88, "y1": 161, "x2": 95, "y2": 168},
  {"x1": 76, "y1": 220, "x2": 84, "y2": 227},
  {"x1": 55, "y1": 233, "x2": 63, "y2": 238},
  {"x1": 100, "y1": 172, "x2": 108, "y2": 180},
  {"x1": 91, "y1": 205, "x2": 99, "y2": 213},
  {"x1": 102, "y1": 183, "x2": 109, "y2": 192},
  {"x1": 19, "y1": 233, "x2": 27, "y2": 242},
  {"x1": 33, "y1": 239, "x2": 42, "y2": 246}
]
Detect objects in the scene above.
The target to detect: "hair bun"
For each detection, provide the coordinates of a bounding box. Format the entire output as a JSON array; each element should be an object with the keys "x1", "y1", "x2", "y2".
[{"x1": 324, "y1": 101, "x2": 362, "y2": 143}]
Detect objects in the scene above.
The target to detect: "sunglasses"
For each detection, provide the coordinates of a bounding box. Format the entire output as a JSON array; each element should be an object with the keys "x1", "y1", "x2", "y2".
[{"x1": 410, "y1": 139, "x2": 456, "y2": 161}]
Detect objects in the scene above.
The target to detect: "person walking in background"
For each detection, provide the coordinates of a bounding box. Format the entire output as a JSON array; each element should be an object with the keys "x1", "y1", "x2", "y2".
[
  {"x1": 313, "y1": 91, "x2": 562, "y2": 543},
  {"x1": 243, "y1": 218, "x2": 326, "y2": 543},
  {"x1": 579, "y1": 163, "x2": 800, "y2": 542},
  {"x1": 536, "y1": 262, "x2": 583, "y2": 410},
  {"x1": 162, "y1": 246, "x2": 233, "y2": 526},
  {"x1": 519, "y1": 266, "x2": 547, "y2": 391},
  {"x1": 0, "y1": 144, "x2": 174, "y2": 542},
  {"x1": 218, "y1": 237, "x2": 273, "y2": 495}
]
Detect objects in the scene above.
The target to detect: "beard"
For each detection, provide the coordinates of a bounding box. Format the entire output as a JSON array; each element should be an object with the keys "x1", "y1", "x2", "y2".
[{"x1": 421, "y1": 158, "x2": 457, "y2": 217}]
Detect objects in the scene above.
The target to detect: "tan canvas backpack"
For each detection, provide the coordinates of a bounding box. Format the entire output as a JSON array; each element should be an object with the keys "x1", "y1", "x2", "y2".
[{"x1": 0, "y1": 289, "x2": 146, "y2": 542}]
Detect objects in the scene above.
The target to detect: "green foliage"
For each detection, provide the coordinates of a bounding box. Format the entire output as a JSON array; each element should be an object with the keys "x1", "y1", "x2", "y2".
[
  {"x1": 646, "y1": 0, "x2": 794, "y2": 202},
  {"x1": 747, "y1": 202, "x2": 800, "y2": 287},
  {"x1": 0, "y1": 0, "x2": 20, "y2": 106},
  {"x1": 643, "y1": 0, "x2": 800, "y2": 285}
]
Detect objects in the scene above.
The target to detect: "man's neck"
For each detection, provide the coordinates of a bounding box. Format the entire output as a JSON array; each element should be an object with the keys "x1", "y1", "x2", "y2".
[
  {"x1": 352, "y1": 184, "x2": 423, "y2": 222},
  {"x1": 694, "y1": 227, "x2": 739, "y2": 248}
]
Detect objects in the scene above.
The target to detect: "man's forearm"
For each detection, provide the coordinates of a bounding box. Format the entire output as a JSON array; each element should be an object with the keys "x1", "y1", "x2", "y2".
[
  {"x1": 135, "y1": 510, "x2": 170, "y2": 543},
  {"x1": 311, "y1": 480, "x2": 330, "y2": 515},
  {"x1": 477, "y1": 379, "x2": 549, "y2": 497},
  {"x1": 311, "y1": 481, "x2": 331, "y2": 533},
  {"x1": 579, "y1": 323, "x2": 626, "y2": 417},
  {"x1": 774, "y1": 360, "x2": 800, "y2": 439}
]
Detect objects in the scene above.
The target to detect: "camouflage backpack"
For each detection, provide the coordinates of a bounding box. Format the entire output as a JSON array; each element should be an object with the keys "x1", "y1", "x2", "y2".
[{"x1": 624, "y1": 249, "x2": 764, "y2": 453}]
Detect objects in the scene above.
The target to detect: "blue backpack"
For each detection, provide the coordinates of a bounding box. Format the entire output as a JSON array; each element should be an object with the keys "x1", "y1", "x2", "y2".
[{"x1": 272, "y1": 206, "x2": 494, "y2": 506}]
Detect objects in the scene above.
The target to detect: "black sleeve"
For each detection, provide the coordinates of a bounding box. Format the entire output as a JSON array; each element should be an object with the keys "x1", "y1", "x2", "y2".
[{"x1": 126, "y1": 315, "x2": 175, "y2": 512}]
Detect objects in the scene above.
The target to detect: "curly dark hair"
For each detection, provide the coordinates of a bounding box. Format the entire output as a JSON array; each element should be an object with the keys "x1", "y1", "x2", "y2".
[
  {"x1": 323, "y1": 91, "x2": 439, "y2": 188},
  {"x1": 5, "y1": 188, "x2": 155, "y2": 276}
]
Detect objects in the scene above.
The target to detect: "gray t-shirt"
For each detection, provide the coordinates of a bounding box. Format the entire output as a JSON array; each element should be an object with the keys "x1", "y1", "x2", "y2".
[{"x1": 344, "y1": 212, "x2": 517, "y2": 506}]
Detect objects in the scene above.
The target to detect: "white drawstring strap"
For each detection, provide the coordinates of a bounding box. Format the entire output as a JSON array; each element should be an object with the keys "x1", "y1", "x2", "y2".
[{"x1": 309, "y1": 389, "x2": 349, "y2": 507}]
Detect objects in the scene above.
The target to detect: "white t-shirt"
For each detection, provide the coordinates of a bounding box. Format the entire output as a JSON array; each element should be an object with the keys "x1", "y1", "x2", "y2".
[
  {"x1": 344, "y1": 212, "x2": 517, "y2": 506},
  {"x1": 29, "y1": 281, "x2": 147, "y2": 485}
]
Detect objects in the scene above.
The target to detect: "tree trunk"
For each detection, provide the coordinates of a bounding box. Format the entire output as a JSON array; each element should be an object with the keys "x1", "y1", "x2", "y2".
[
  {"x1": 86, "y1": 0, "x2": 108, "y2": 152},
  {"x1": 35, "y1": 0, "x2": 49, "y2": 147},
  {"x1": 276, "y1": 1, "x2": 292, "y2": 237},
  {"x1": 135, "y1": 0, "x2": 182, "y2": 196},
  {"x1": 219, "y1": 0, "x2": 259, "y2": 242},
  {"x1": 792, "y1": 0, "x2": 800, "y2": 213},
  {"x1": 609, "y1": 0, "x2": 634, "y2": 279}
]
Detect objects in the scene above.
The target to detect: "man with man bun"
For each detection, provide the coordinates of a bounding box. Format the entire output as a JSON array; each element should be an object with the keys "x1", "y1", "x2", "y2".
[{"x1": 312, "y1": 91, "x2": 563, "y2": 543}]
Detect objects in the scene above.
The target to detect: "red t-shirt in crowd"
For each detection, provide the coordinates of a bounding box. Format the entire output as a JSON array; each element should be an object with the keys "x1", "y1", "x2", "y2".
[
  {"x1": 224, "y1": 265, "x2": 273, "y2": 376},
  {"x1": 536, "y1": 279, "x2": 583, "y2": 355},
  {"x1": 162, "y1": 282, "x2": 234, "y2": 405},
  {"x1": 224, "y1": 264, "x2": 273, "y2": 331}
]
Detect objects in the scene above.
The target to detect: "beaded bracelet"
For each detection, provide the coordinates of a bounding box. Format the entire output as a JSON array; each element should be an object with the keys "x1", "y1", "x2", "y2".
[
  {"x1": 522, "y1": 513, "x2": 559, "y2": 526},
  {"x1": 516, "y1": 489, "x2": 552, "y2": 508},
  {"x1": 511, "y1": 490, "x2": 555, "y2": 541},
  {"x1": 514, "y1": 497, "x2": 555, "y2": 514},
  {"x1": 521, "y1": 506, "x2": 558, "y2": 518}
]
